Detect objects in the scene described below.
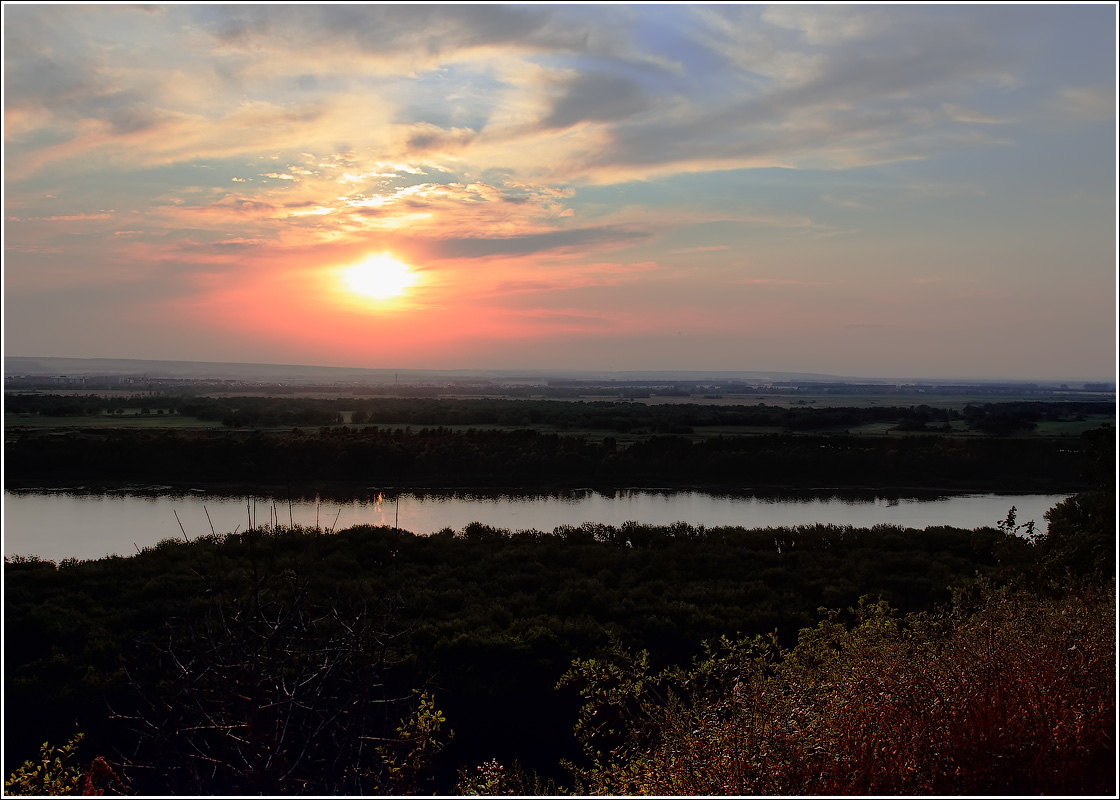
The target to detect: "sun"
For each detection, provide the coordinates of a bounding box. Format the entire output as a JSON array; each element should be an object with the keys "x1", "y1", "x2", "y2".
[{"x1": 341, "y1": 254, "x2": 418, "y2": 301}]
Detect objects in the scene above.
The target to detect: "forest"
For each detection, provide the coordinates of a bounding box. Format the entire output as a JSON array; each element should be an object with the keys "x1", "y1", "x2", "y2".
[
  {"x1": 3, "y1": 394, "x2": 1115, "y2": 795},
  {"x1": 5, "y1": 391, "x2": 1114, "y2": 435},
  {"x1": 4, "y1": 394, "x2": 1112, "y2": 495},
  {"x1": 2, "y1": 425, "x2": 1095, "y2": 495}
]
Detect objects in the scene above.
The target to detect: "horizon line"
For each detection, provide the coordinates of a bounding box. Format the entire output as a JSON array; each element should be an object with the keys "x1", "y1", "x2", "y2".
[{"x1": 4, "y1": 355, "x2": 1115, "y2": 387}]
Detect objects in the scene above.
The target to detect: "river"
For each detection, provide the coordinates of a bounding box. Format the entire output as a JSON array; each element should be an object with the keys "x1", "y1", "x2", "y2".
[{"x1": 2, "y1": 488, "x2": 1067, "y2": 562}]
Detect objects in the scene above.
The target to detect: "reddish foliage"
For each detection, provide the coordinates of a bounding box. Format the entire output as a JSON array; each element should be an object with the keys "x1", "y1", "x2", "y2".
[{"x1": 81, "y1": 756, "x2": 128, "y2": 796}]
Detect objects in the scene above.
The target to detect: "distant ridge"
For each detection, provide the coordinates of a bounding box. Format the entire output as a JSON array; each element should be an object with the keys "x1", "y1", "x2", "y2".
[
  {"x1": 4, "y1": 356, "x2": 1109, "y2": 387},
  {"x1": 5, "y1": 356, "x2": 846, "y2": 385}
]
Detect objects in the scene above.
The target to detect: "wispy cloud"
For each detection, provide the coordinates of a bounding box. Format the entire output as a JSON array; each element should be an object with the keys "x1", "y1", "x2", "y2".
[{"x1": 1049, "y1": 85, "x2": 1116, "y2": 124}]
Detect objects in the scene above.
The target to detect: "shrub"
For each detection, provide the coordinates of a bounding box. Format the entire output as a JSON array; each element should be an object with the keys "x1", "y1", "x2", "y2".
[
  {"x1": 562, "y1": 586, "x2": 1116, "y2": 795},
  {"x1": 5, "y1": 734, "x2": 85, "y2": 796},
  {"x1": 4, "y1": 733, "x2": 125, "y2": 796}
]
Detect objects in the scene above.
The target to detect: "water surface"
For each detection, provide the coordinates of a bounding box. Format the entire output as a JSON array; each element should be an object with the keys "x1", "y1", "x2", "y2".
[{"x1": 3, "y1": 489, "x2": 1067, "y2": 562}]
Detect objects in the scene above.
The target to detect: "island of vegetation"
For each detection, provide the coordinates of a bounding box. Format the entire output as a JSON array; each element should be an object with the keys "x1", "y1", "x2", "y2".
[{"x1": 3, "y1": 380, "x2": 1115, "y2": 795}]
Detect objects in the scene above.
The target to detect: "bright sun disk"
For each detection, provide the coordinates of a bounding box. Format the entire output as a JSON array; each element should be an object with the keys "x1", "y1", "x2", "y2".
[{"x1": 342, "y1": 254, "x2": 417, "y2": 300}]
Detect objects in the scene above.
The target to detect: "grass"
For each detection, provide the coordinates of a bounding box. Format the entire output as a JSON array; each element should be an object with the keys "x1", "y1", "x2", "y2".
[{"x1": 1031, "y1": 415, "x2": 1116, "y2": 436}]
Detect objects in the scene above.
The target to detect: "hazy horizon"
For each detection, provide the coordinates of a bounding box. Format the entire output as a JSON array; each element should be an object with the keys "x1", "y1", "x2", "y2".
[
  {"x1": 3, "y1": 5, "x2": 1116, "y2": 381},
  {"x1": 4, "y1": 354, "x2": 1114, "y2": 387}
]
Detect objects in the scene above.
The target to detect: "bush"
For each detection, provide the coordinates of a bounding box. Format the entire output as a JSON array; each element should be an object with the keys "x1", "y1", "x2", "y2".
[
  {"x1": 562, "y1": 585, "x2": 1116, "y2": 795},
  {"x1": 5, "y1": 733, "x2": 126, "y2": 796},
  {"x1": 5, "y1": 735, "x2": 85, "y2": 796}
]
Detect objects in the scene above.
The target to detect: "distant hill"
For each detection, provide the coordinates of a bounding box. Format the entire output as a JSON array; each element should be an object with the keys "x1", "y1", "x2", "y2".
[
  {"x1": 3, "y1": 356, "x2": 1110, "y2": 389},
  {"x1": 4, "y1": 356, "x2": 848, "y2": 386}
]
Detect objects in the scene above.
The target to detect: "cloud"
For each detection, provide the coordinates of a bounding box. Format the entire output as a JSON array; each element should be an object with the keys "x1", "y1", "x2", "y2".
[
  {"x1": 7, "y1": 211, "x2": 115, "y2": 222},
  {"x1": 6, "y1": 99, "x2": 351, "y2": 180},
  {"x1": 820, "y1": 194, "x2": 872, "y2": 210},
  {"x1": 734, "y1": 277, "x2": 832, "y2": 287},
  {"x1": 538, "y1": 72, "x2": 655, "y2": 130},
  {"x1": 821, "y1": 179, "x2": 986, "y2": 211},
  {"x1": 941, "y1": 103, "x2": 1017, "y2": 125},
  {"x1": 489, "y1": 260, "x2": 658, "y2": 296},
  {"x1": 7, "y1": 3, "x2": 1103, "y2": 192},
  {"x1": 404, "y1": 123, "x2": 478, "y2": 154},
  {"x1": 1049, "y1": 86, "x2": 1115, "y2": 123},
  {"x1": 500, "y1": 308, "x2": 617, "y2": 329},
  {"x1": 761, "y1": 5, "x2": 894, "y2": 46},
  {"x1": 424, "y1": 226, "x2": 649, "y2": 260},
  {"x1": 196, "y1": 5, "x2": 586, "y2": 60},
  {"x1": 672, "y1": 245, "x2": 731, "y2": 253}
]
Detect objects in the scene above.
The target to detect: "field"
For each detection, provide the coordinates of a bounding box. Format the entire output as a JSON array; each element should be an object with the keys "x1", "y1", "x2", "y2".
[
  {"x1": 6, "y1": 386, "x2": 1114, "y2": 441},
  {"x1": 5, "y1": 411, "x2": 217, "y2": 430}
]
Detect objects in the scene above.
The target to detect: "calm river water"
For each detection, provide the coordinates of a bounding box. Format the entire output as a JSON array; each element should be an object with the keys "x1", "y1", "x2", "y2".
[{"x1": 3, "y1": 489, "x2": 1067, "y2": 562}]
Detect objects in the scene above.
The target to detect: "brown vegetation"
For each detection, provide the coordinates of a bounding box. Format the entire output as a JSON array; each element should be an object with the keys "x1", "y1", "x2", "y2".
[{"x1": 557, "y1": 586, "x2": 1115, "y2": 796}]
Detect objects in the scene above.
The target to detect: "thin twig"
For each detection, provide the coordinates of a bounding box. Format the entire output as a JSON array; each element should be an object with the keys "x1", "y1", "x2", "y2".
[{"x1": 174, "y1": 510, "x2": 191, "y2": 542}]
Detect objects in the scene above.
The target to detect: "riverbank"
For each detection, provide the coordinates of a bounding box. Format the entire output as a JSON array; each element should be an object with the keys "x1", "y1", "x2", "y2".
[{"x1": 5, "y1": 486, "x2": 1070, "y2": 563}]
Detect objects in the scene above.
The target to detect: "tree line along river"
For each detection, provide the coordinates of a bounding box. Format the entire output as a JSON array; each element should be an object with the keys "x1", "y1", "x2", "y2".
[{"x1": 3, "y1": 488, "x2": 1068, "y2": 563}]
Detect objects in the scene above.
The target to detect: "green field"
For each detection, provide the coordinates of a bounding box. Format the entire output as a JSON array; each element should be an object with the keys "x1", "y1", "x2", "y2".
[
  {"x1": 5, "y1": 412, "x2": 219, "y2": 430},
  {"x1": 1030, "y1": 416, "x2": 1117, "y2": 436}
]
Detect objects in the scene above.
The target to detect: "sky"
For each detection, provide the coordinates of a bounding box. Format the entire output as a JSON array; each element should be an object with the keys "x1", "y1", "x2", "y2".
[{"x1": 3, "y1": 3, "x2": 1116, "y2": 381}]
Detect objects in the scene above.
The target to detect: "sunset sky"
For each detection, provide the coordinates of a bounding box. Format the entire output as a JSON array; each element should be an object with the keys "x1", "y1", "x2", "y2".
[{"x1": 3, "y1": 4, "x2": 1116, "y2": 380}]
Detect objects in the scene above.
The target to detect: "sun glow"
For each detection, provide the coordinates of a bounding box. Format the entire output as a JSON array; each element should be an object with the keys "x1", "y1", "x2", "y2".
[{"x1": 341, "y1": 254, "x2": 418, "y2": 301}]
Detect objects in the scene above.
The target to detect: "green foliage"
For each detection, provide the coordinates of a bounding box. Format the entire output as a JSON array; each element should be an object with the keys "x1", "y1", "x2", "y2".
[
  {"x1": 1033, "y1": 424, "x2": 1117, "y2": 586},
  {"x1": 373, "y1": 691, "x2": 451, "y2": 794},
  {"x1": 559, "y1": 640, "x2": 660, "y2": 767},
  {"x1": 558, "y1": 632, "x2": 787, "y2": 795},
  {"x1": 5, "y1": 734, "x2": 84, "y2": 796},
  {"x1": 1039, "y1": 490, "x2": 1115, "y2": 584}
]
